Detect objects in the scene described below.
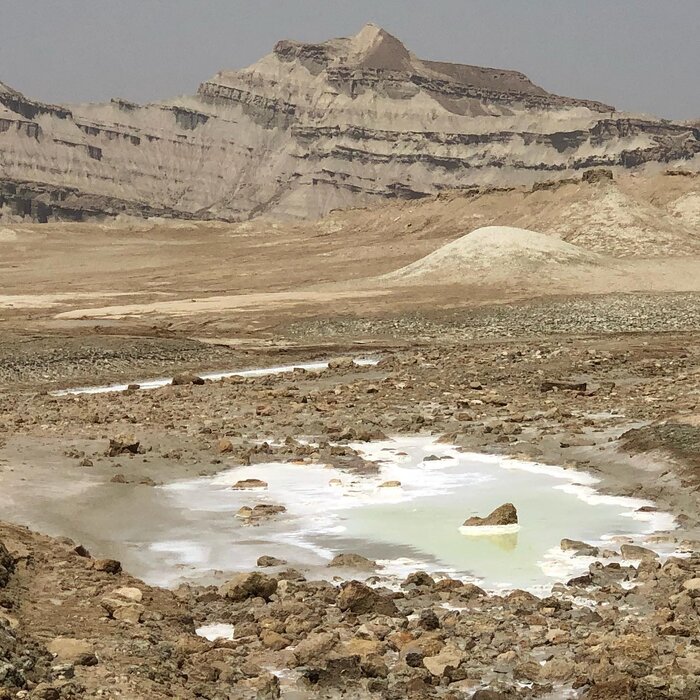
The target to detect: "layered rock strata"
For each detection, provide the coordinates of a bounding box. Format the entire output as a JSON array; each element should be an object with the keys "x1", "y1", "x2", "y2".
[{"x1": 1, "y1": 25, "x2": 699, "y2": 222}]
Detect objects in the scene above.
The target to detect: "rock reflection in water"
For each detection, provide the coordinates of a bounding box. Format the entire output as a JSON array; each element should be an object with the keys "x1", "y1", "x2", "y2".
[{"x1": 485, "y1": 532, "x2": 518, "y2": 552}]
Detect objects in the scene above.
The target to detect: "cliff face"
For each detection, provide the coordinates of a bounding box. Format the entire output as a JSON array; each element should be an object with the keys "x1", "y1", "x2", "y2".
[{"x1": 1, "y1": 25, "x2": 699, "y2": 223}]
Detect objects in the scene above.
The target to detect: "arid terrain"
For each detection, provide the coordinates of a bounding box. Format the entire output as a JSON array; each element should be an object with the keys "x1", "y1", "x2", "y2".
[
  {"x1": 0, "y1": 158, "x2": 699, "y2": 699},
  {"x1": 1, "y1": 18, "x2": 700, "y2": 699}
]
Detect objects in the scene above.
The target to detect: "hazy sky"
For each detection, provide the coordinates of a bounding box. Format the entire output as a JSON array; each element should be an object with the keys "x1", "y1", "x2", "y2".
[{"x1": 1, "y1": 1, "x2": 698, "y2": 119}]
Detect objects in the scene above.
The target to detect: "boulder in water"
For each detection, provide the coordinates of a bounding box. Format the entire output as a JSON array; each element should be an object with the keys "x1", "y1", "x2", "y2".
[
  {"x1": 328, "y1": 553, "x2": 378, "y2": 571},
  {"x1": 232, "y1": 478, "x2": 268, "y2": 490},
  {"x1": 257, "y1": 556, "x2": 287, "y2": 568},
  {"x1": 561, "y1": 539, "x2": 599, "y2": 557},
  {"x1": 463, "y1": 503, "x2": 518, "y2": 527}
]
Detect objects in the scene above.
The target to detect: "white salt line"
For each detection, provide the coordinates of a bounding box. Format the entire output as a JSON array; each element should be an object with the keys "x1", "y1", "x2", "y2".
[{"x1": 50, "y1": 357, "x2": 380, "y2": 396}]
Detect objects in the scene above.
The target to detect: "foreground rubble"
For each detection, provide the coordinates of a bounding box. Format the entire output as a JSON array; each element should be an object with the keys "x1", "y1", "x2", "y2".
[
  {"x1": 1, "y1": 327, "x2": 699, "y2": 698},
  {"x1": 0, "y1": 522, "x2": 698, "y2": 699}
]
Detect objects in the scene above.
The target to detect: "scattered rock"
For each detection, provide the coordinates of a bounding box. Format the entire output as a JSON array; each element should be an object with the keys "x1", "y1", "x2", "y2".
[
  {"x1": 293, "y1": 632, "x2": 338, "y2": 665},
  {"x1": 0, "y1": 540, "x2": 14, "y2": 587},
  {"x1": 111, "y1": 586, "x2": 143, "y2": 603},
  {"x1": 336, "y1": 580, "x2": 399, "y2": 616},
  {"x1": 620, "y1": 544, "x2": 659, "y2": 561},
  {"x1": 217, "y1": 438, "x2": 234, "y2": 454},
  {"x1": 423, "y1": 645, "x2": 463, "y2": 677},
  {"x1": 541, "y1": 379, "x2": 587, "y2": 392},
  {"x1": 328, "y1": 553, "x2": 378, "y2": 571},
  {"x1": 232, "y1": 478, "x2": 268, "y2": 490},
  {"x1": 257, "y1": 556, "x2": 287, "y2": 567},
  {"x1": 560, "y1": 435, "x2": 597, "y2": 448},
  {"x1": 112, "y1": 603, "x2": 145, "y2": 624},
  {"x1": 402, "y1": 571, "x2": 435, "y2": 588},
  {"x1": 106, "y1": 435, "x2": 140, "y2": 457},
  {"x1": 171, "y1": 372, "x2": 205, "y2": 386},
  {"x1": 328, "y1": 357, "x2": 355, "y2": 370},
  {"x1": 92, "y1": 559, "x2": 122, "y2": 574},
  {"x1": 218, "y1": 572, "x2": 278, "y2": 601},
  {"x1": 561, "y1": 538, "x2": 599, "y2": 556}
]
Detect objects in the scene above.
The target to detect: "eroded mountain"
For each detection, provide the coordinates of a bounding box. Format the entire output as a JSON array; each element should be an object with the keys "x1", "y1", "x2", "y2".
[{"x1": 1, "y1": 24, "x2": 699, "y2": 222}]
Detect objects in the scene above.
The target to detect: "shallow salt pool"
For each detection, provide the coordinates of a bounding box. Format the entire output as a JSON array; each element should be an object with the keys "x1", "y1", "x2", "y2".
[{"x1": 138, "y1": 436, "x2": 674, "y2": 592}]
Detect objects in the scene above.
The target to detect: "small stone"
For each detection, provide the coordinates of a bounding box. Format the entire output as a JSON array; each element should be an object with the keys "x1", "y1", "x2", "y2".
[
  {"x1": 560, "y1": 539, "x2": 599, "y2": 557},
  {"x1": 257, "y1": 556, "x2": 287, "y2": 567},
  {"x1": 218, "y1": 438, "x2": 234, "y2": 454},
  {"x1": 423, "y1": 646, "x2": 463, "y2": 676},
  {"x1": 112, "y1": 586, "x2": 143, "y2": 602},
  {"x1": 620, "y1": 544, "x2": 658, "y2": 561},
  {"x1": 106, "y1": 435, "x2": 140, "y2": 457},
  {"x1": 218, "y1": 572, "x2": 278, "y2": 601},
  {"x1": 261, "y1": 630, "x2": 290, "y2": 651},
  {"x1": 171, "y1": 372, "x2": 204, "y2": 386},
  {"x1": 328, "y1": 553, "x2": 378, "y2": 571},
  {"x1": 93, "y1": 559, "x2": 122, "y2": 574},
  {"x1": 418, "y1": 609, "x2": 440, "y2": 630},
  {"x1": 112, "y1": 603, "x2": 145, "y2": 624},
  {"x1": 337, "y1": 580, "x2": 398, "y2": 616},
  {"x1": 232, "y1": 478, "x2": 268, "y2": 490},
  {"x1": 402, "y1": 571, "x2": 435, "y2": 588}
]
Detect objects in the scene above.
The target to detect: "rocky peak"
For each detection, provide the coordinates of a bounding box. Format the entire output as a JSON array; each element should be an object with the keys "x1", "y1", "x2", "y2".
[
  {"x1": 346, "y1": 23, "x2": 414, "y2": 71},
  {"x1": 271, "y1": 23, "x2": 413, "y2": 74}
]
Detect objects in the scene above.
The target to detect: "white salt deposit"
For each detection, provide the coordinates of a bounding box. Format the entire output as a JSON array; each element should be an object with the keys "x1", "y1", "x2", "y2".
[
  {"x1": 50, "y1": 357, "x2": 380, "y2": 396},
  {"x1": 459, "y1": 524, "x2": 521, "y2": 536},
  {"x1": 134, "y1": 435, "x2": 676, "y2": 592},
  {"x1": 195, "y1": 623, "x2": 235, "y2": 641}
]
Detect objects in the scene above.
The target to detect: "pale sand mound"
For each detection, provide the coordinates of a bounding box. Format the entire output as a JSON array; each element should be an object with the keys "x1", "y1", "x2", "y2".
[{"x1": 382, "y1": 226, "x2": 606, "y2": 285}]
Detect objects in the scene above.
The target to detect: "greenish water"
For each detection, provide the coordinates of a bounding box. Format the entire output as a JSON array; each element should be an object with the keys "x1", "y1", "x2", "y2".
[{"x1": 149, "y1": 436, "x2": 673, "y2": 592}]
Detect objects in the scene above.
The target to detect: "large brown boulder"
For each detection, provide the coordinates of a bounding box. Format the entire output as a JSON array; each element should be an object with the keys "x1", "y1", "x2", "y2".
[
  {"x1": 218, "y1": 572, "x2": 278, "y2": 601},
  {"x1": 336, "y1": 580, "x2": 399, "y2": 617},
  {"x1": 463, "y1": 503, "x2": 518, "y2": 527}
]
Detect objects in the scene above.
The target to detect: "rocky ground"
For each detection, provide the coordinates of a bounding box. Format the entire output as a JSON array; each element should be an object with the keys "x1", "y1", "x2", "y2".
[{"x1": 1, "y1": 301, "x2": 700, "y2": 698}]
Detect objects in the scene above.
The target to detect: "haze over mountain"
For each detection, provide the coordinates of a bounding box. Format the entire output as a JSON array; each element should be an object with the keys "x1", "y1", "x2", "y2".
[{"x1": 1, "y1": 24, "x2": 699, "y2": 223}]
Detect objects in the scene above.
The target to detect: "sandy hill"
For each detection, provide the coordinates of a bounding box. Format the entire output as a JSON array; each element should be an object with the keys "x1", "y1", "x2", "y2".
[
  {"x1": 381, "y1": 225, "x2": 607, "y2": 286},
  {"x1": 1, "y1": 25, "x2": 699, "y2": 223}
]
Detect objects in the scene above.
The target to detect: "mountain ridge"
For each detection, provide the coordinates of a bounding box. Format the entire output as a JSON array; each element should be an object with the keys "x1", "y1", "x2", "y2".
[{"x1": 1, "y1": 24, "x2": 698, "y2": 223}]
